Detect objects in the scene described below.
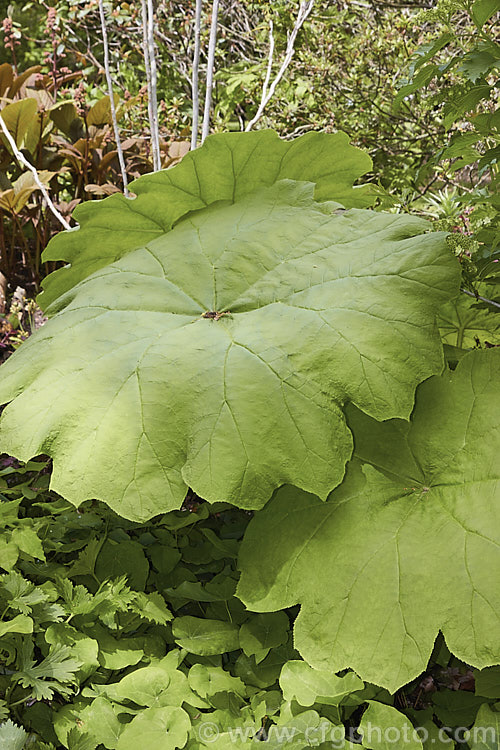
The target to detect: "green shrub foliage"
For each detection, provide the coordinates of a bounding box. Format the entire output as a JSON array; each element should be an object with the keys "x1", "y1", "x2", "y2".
[
  {"x1": 0, "y1": 131, "x2": 497, "y2": 747},
  {"x1": 0, "y1": 132, "x2": 458, "y2": 520}
]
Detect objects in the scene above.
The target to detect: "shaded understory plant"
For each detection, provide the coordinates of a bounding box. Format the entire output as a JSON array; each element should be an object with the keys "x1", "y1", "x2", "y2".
[{"x1": 1, "y1": 454, "x2": 500, "y2": 750}]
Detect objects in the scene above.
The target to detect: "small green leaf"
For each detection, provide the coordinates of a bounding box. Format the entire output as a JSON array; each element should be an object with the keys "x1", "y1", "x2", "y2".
[
  {"x1": 0, "y1": 98, "x2": 38, "y2": 149},
  {"x1": 100, "y1": 664, "x2": 177, "y2": 708},
  {"x1": 10, "y1": 526, "x2": 46, "y2": 560},
  {"x1": 274, "y1": 708, "x2": 344, "y2": 749},
  {"x1": 476, "y1": 667, "x2": 500, "y2": 699},
  {"x1": 49, "y1": 101, "x2": 81, "y2": 137},
  {"x1": 86, "y1": 94, "x2": 120, "y2": 127},
  {"x1": 432, "y1": 690, "x2": 486, "y2": 728},
  {"x1": 86, "y1": 624, "x2": 145, "y2": 669},
  {"x1": 67, "y1": 727, "x2": 97, "y2": 750},
  {"x1": 53, "y1": 700, "x2": 91, "y2": 748},
  {"x1": 239, "y1": 612, "x2": 290, "y2": 662},
  {"x1": 0, "y1": 539, "x2": 19, "y2": 571},
  {"x1": 394, "y1": 64, "x2": 440, "y2": 108},
  {"x1": 235, "y1": 643, "x2": 295, "y2": 690},
  {"x1": 116, "y1": 706, "x2": 190, "y2": 750},
  {"x1": 68, "y1": 538, "x2": 102, "y2": 578},
  {"x1": 279, "y1": 661, "x2": 363, "y2": 706},
  {"x1": 188, "y1": 664, "x2": 247, "y2": 700},
  {"x1": 460, "y1": 49, "x2": 499, "y2": 82},
  {"x1": 55, "y1": 697, "x2": 123, "y2": 750},
  {"x1": 45, "y1": 624, "x2": 99, "y2": 679},
  {"x1": 13, "y1": 643, "x2": 82, "y2": 700},
  {"x1": 1, "y1": 570, "x2": 49, "y2": 614},
  {"x1": 0, "y1": 719, "x2": 28, "y2": 750},
  {"x1": 55, "y1": 579, "x2": 96, "y2": 617},
  {"x1": 359, "y1": 702, "x2": 423, "y2": 750},
  {"x1": 130, "y1": 591, "x2": 172, "y2": 624},
  {"x1": 164, "y1": 579, "x2": 230, "y2": 603},
  {"x1": 469, "y1": 704, "x2": 500, "y2": 749},
  {"x1": 471, "y1": 0, "x2": 499, "y2": 28},
  {"x1": 149, "y1": 545, "x2": 182, "y2": 575},
  {"x1": 0, "y1": 613, "x2": 33, "y2": 637},
  {"x1": 443, "y1": 85, "x2": 491, "y2": 129},
  {"x1": 95, "y1": 540, "x2": 149, "y2": 590},
  {"x1": 0, "y1": 498, "x2": 21, "y2": 524},
  {"x1": 173, "y1": 616, "x2": 240, "y2": 655},
  {"x1": 409, "y1": 33, "x2": 453, "y2": 74},
  {"x1": 79, "y1": 697, "x2": 123, "y2": 750}
]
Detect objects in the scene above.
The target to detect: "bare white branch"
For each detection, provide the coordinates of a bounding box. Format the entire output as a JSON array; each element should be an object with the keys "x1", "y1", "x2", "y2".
[
  {"x1": 98, "y1": 0, "x2": 129, "y2": 196},
  {"x1": 201, "y1": 0, "x2": 220, "y2": 144},
  {"x1": 141, "y1": 0, "x2": 153, "y2": 157},
  {"x1": 0, "y1": 271, "x2": 7, "y2": 313},
  {"x1": 191, "y1": 0, "x2": 203, "y2": 150},
  {"x1": 260, "y1": 19, "x2": 275, "y2": 106},
  {"x1": 141, "y1": 0, "x2": 161, "y2": 171},
  {"x1": 245, "y1": 1, "x2": 315, "y2": 132},
  {"x1": 0, "y1": 114, "x2": 72, "y2": 231},
  {"x1": 147, "y1": 0, "x2": 161, "y2": 169}
]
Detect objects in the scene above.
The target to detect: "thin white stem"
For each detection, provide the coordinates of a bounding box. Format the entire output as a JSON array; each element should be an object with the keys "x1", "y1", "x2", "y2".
[
  {"x1": 141, "y1": 0, "x2": 153, "y2": 157},
  {"x1": 246, "y1": 1, "x2": 315, "y2": 132},
  {"x1": 141, "y1": 0, "x2": 161, "y2": 171},
  {"x1": 0, "y1": 114, "x2": 71, "y2": 230},
  {"x1": 261, "y1": 19, "x2": 275, "y2": 105},
  {"x1": 0, "y1": 271, "x2": 7, "y2": 314},
  {"x1": 147, "y1": 0, "x2": 161, "y2": 170},
  {"x1": 201, "y1": 0, "x2": 220, "y2": 144},
  {"x1": 191, "y1": 0, "x2": 203, "y2": 150},
  {"x1": 98, "y1": 0, "x2": 129, "y2": 196}
]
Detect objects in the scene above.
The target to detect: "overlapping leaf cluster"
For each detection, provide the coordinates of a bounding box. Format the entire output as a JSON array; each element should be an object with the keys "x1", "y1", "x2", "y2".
[
  {"x1": 0, "y1": 131, "x2": 459, "y2": 519},
  {"x1": 0, "y1": 130, "x2": 498, "y2": 747},
  {"x1": 1, "y1": 463, "x2": 500, "y2": 749}
]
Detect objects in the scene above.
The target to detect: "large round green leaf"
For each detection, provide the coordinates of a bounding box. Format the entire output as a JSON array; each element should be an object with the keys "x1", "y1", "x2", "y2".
[
  {"x1": 40, "y1": 130, "x2": 374, "y2": 311},
  {"x1": 0, "y1": 170, "x2": 458, "y2": 519},
  {"x1": 237, "y1": 349, "x2": 500, "y2": 692}
]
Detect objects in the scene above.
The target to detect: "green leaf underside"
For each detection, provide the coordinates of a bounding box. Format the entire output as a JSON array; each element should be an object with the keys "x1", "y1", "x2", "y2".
[
  {"x1": 0, "y1": 178, "x2": 458, "y2": 519},
  {"x1": 438, "y1": 293, "x2": 500, "y2": 349},
  {"x1": 237, "y1": 350, "x2": 500, "y2": 692},
  {"x1": 40, "y1": 130, "x2": 374, "y2": 311}
]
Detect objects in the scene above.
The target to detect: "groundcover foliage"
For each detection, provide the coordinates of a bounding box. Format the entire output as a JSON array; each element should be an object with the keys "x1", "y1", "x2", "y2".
[
  {"x1": 0, "y1": 131, "x2": 459, "y2": 520},
  {"x1": 1, "y1": 454, "x2": 500, "y2": 749},
  {"x1": 0, "y1": 131, "x2": 499, "y2": 747}
]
